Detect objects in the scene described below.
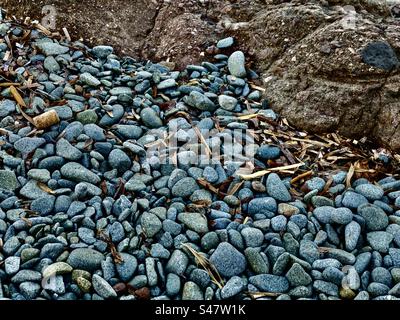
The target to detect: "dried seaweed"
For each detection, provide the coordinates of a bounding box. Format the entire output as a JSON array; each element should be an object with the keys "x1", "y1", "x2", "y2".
[
  {"x1": 20, "y1": 217, "x2": 33, "y2": 227},
  {"x1": 10, "y1": 85, "x2": 26, "y2": 108},
  {"x1": 97, "y1": 229, "x2": 124, "y2": 264},
  {"x1": 234, "y1": 114, "x2": 400, "y2": 185},
  {"x1": 36, "y1": 181, "x2": 56, "y2": 194},
  {"x1": 181, "y1": 243, "x2": 224, "y2": 289}
]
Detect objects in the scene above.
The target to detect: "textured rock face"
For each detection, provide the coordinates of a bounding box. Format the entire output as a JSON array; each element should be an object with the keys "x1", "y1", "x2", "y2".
[
  {"x1": 239, "y1": 1, "x2": 400, "y2": 151},
  {"x1": 2, "y1": 0, "x2": 400, "y2": 150}
]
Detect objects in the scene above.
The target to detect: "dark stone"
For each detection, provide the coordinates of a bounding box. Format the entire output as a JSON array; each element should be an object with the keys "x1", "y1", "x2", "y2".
[{"x1": 361, "y1": 41, "x2": 399, "y2": 71}]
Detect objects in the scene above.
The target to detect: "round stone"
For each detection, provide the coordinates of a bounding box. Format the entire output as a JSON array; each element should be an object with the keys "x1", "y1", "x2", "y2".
[
  {"x1": 257, "y1": 145, "x2": 281, "y2": 160},
  {"x1": 178, "y1": 212, "x2": 209, "y2": 234},
  {"x1": 209, "y1": 242, "x2": 247, "y2": 278},
  {"x1": 248, "y1": 197, "x2": 277, "y2": 215},
  {"x1": 108, "y1": 149, "x2": 131, "y2": 172},
  {"x1": 358, "y1": 204, "x2": 389, "y2": 231},
  {"x1": 76, "y1": 109, "x2": 98, "y2": 124},
  {"x1": 14, "y1": 137, "x2": 46, "y2": 154},
  {"x1": 345, "y1": 221, "x2": 361, "y2": 251},
  {"x1": 182, "y1": 281, "x2": 203, "y2": 300},
  {"x1": 92, "y1": 274, "x2": 117, "y2": 299},
  {"x1": 286, "y1": 263, "x2": 312, "y2": 287},
  {"x1": 80, "y1": 72, "x2": 100, "y2": 86},
  {"x1": 342, "y1": 191, "x2": 368, "y2": 209},
  {"x1": 166, "y1": 250, "x2": 189, "y2": 276},
  {"x1": 166, "y1": 273, "x2": 181, "y2": 297},
  {"x1": 202, "y1": 166, "x2": 219, "y2": 183},
  {"x1": 305, "y1": 177, "x2": 326, "y2": 192},
  {"x1": 42, "y1": 262, "x2": 73, "y2": 279},
  {"x1": 116, "y1": 253, "x2": 138, "y2": 282},
  {"x1": 355, "y1": 183, "x2": 384, "y2": 201},
  {"x1": 218, "y1": 95, "x2": 238, "y2": 110},
  {"x1": 140, "y1": 107, "x2": 163, "y2": 128},
  {"x1": 249, "y1": 274, "x2": 289, "y2": 293},
  {"x1": 241, "y1": 227, "x2": 264, "y2": 247},
  {"x1": 299, "y1": 240, "x2": 320, "y2": 264},
  {"x1": 60, "y1": 162, "x2": 101, "y2": 184},
  {"x1": 227, "y1": 51, "x2": 246, "y2": 77},
  {"x1": 0, "y1": 170, "x2": 18, "y2": 191},
  {"x1": 185, "y1": 91, "x2": 216, "y2": 111},
  {"x1": 220, "y1": 276, "x2": 246, "y2": 299},
  {"x1": 92, "y1": 45, "x2": 113, "y2": 58},
  {"x1": 266, "y1": 173, "x2": 291, "y2": 202},
  {"x1": 367, "y1": 231, "x2": 393, "y2": 253},
  {"x1": 141, "y1": 212, "x2": 162, "y2": 238},
  {"x1": 217, "y1": 37, "x2": 234, "y2": 49},
  {"x1": 67, "y1": 248, "x2": 104, "y2": 272},
  {"x1": 171, "y1": 177, "x2": 199, "y2": 198}
]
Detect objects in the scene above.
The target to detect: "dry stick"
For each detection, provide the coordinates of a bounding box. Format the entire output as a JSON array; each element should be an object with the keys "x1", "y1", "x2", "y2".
[
  {"x1": 181, "y1": 243, "x2": 224, "y2": 289},
  {"x1": 238, "y1": 162, "x2": 305, "y2": 180},
  {"x1": 0, "y1": 82, "x2": 21, "y2": 87},
  {"x1": 197, "y1": 178, "x2": 221, "y2": 195},
  {"x1": 97, "y1": 229, "x2": 124, "y2": 264},
  {"x1": 23, "y1": 209, "x2": 39, "y2": 217},
  {"x1": 237, "y1": 114, "x2": 277, "y2": 128},
  {"x1": 271, "y1": 135, "x2": 297, "y2": 164},
  {"x1": 20, "y1": 217, "x2": 33, "y2": 227},
  {"x1": 354, "y1": 168, "x2": 377, "y2": 173},
  {"x1": 33, "y1": 22, "x2": 52, "y2": 36},
  {"x1": 10, "y1": 85, "x2": 27, "y2": 108},
  {"x1": 0, "y1": 128, "x2": 9, "y2": 135},
  {"x1": 106, "y1": 109, "x2": 114, "y2": 118},
  {"x1": 246, "y1": 291, "x2": 281, "y2": 299},
  {"x1": 159, "y1": 93, "x2": 170, "y2": 101},
  {"x1": 315, "y1": 134, "x2": 340, "y2": 146},
  {"x1": 236, "y1": 113, "x2": 259, "y2": 121},
  {"x1": 19, "y1": 83, "x2": 43, "y2": 91},
  {"x1": 346, "y1": 163, "x2": 356, "y2": 188},
  {"x1": 106, "y1": 130, "x2": 123, "y2": 145},
  {"x1": 62, "y1": 27, "x2": 71, "y2": 42},
  {"x1": 330, "y1": 132, "x2": 342, "y2": 145},
  {"x1": 321, "y1": 176, "x2": 334, "y2": 195},
  {"x1": 193, "y1": 126, "x2": 212, "y2": 157},
  {"x1": 263, "y1": 129, "x2": 331, "y2": 148},
  {"x1": 16, "y1": 105, "x2": 35, "y2": 126},
  {"x1": 290, "y1": 170, "x2": 314, "y2": 185},
  {"x1": 248, "y1": 83, "x2": 266, "y2": 92},
  {"x1": 318, "y1": 247, "x2": 333, "y2": 253},
  {"x1": 228, "y1": 181, "x2": 244, "y2": 196},
  {"x1": 36, "y1": 181, "x2": 56, "y2": 194}
]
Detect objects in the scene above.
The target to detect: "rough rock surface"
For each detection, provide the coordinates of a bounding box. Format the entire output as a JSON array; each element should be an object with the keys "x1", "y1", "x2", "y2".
[
  {"x1": 1, "y1": 0, "x2": 400, "y2": 150},
  {"x1": 240, "y1": 1, "x2": 400, "y2": 151}
]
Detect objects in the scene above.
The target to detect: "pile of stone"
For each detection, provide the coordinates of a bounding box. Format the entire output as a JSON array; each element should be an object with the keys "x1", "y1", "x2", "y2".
[{"x1": 1, "y1": 20, "x2": 400, "y2": 301}]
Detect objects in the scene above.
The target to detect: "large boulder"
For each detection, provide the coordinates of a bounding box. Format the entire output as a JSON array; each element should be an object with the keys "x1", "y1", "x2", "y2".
[{"x1": 234, "y1": 1, "x2": 400, "y2": 150}]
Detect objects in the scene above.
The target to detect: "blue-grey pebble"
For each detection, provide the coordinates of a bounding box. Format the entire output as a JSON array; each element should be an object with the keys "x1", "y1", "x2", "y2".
[{"x1": 266, "y1": 173, "x2": 292, "y2": 202}]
